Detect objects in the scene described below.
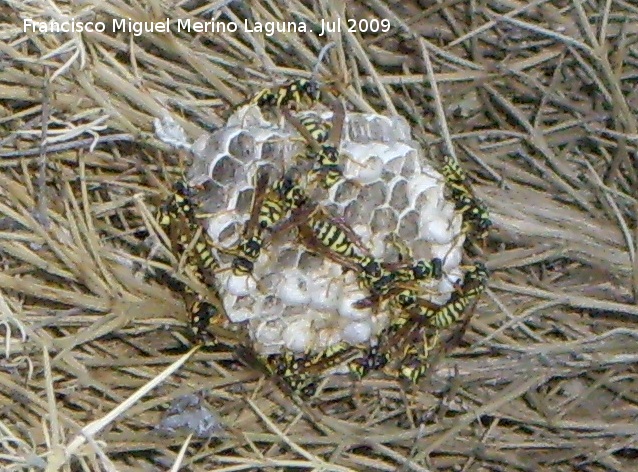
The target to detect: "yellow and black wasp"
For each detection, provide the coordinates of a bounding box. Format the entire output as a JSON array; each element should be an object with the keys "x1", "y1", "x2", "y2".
[
  {"x1": 257, "y1": 263, "x2": 488, "y2": 394},
  {"x1": 251, "y1": 78, "x2": 323, "y2": 110},
  {"x1": 275, "y1": 197, "x2": 400, "y2": 298},
  {"x1": 301, "y1": 211, "x2": 403, "y2": 302},
  {"x1": 155, "y1": 180, "x2": 227, "y2": 342},
  {"x1": 298, "y1": 113, "x2": 332, "y2": 144},
  {"x1": 351, "y1": 234, "x2": 444, "y2": 309},
  {"x1": 270, "y1": 199, "x2": 363, "y2": 265},
  {"x1": 259, "y1": 293, "x2": 428, "y2": 395},
  {"x1": 218, "y1": 166, "x2": 309, "y2": 279},
  {"x1": 284, "y1": 98, "x2": 348, "y2": 189},
  {"x1": 370, "y1": 262, "x2": 488, "y2": 383},
  {"x1": 352, "y1": 257, "x2": 445, "y2": 311},
  {"x1": 225, "y1": 169, "x2": 271, "y2": 277},
  {"x1": 405, "y1": 262, "x2": 489, "y2": 329},
  {"x1": 259, "y1": 341, "x2": 367, "y2": 397},
  {"x1": 268, "y1": 308, "x2": 434, "y2": 394},
  {"x1": 384, "y1": 232, "x2": 444, "y2": 285},
  {"x1": 441, "y1": 156, "x2": 492, "y2": 241},
  {"x1": 391, "y1": 327, "x2": 442, "y2": 384},
  {"x1": 275, "y1": 200, "x2": 440, "y2": 318}
]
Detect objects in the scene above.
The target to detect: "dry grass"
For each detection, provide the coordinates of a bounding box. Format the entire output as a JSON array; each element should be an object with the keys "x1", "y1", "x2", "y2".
[{"x1": 1, "y1": 0, "x2": 638, "y2": 471}]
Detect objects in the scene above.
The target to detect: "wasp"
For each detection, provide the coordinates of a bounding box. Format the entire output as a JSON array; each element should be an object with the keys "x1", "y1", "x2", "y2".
[
  {"x1": 441, "y1": 156, "x2": 492, "y2": 240},
  {"x1": 364, "y1": 298, "x2": 444, "y2": 384},
  {"x1": 261, "y1": 264, "x2": 488, "y2": 393},
  {"x1": 352, "y1": 256, "x2": 444, "y2": 310},
  {"x1": 388, "y1": 265, "x2": 487, "y2": 384},
  {"x1": 393, "y1": 328, "x2": 442, "y2": 383},
  {"x1": 278, "y1": 202, "x2": 426, "y2": 313},
  {"x1": 259, "y1": 341, "x2": 367, "y2": 397},
  {"x1": 270, "y1": 200, "x2": 363, "y2": 265},
  {"x1": 432, "y1": 262, "x2": 488, "y2": 328},
  {"x1": 251, "y1": 78, "x2": 322, "y2": 110},
  {"x1": 275, "y1": 305, "x2": 424, "y2": 392},
  {"x1": 393, "y1": 258, "x2": 443, "y2": 283},
  {"x1": 297, "y1": 113, "x2": 332, "y2": 144},
  {"x1": 276, "y1": 202, "x2": 393, "y2": 294},
  {"x1": 224, "y1": 170, "x2": 271, "y2": 277},
  {"x1": 352, "y1": 234, "x2": 444, "y2": 308},
  {"x1": 261, "y1": 351, "x2": 316, "y2": 396},
  {"x1": 300, "y1": 211, "x2": 400, "y2": 301},
  {"x1": 218, "y1": 167, "x2": 309, "y2": 280},
  {"x1": 405, "y1": 262, "x2": 489, "y2": 329},
  {"x1": 155, "y1": 180, "x2": 227, "y2": 342},
  {"x1": 373, "y1": 263, "x2": 488, "y2": 383},
  {"x1": 300, "y1": 307, "x2": 436, "y2": 386},
  {"x1": 284, "y1": 98, "x2": 347, "y2": 189}
]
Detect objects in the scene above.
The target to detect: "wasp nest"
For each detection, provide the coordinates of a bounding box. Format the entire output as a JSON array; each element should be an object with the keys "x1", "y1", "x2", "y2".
[{"x1": 164, "y1": 103, "x2": 466, "y2": 357}]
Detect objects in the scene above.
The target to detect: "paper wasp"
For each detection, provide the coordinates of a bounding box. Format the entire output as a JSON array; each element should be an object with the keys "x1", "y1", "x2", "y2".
[
  {"x1": 155, "y1": 180, "x2": 227, "y2": 342},
  {"x1": 222, "y1": 169, "x2": 271, "y2": 278},
  {"x1": 275, "y1": 199, "x2": 445, "y2": 318},
  {"x1": 284, "y1": 97, "x2": 348, "y2": 189},
  {"x1": 353, "y1": 258, "x2": 444, "y2": 307},
  {"x1": 251, "y1": 78, "x2": 323, "y2": 110},
  {"x1": 258, "y1": 341, "x2": 368, "y2": 397},
  {"x1": 257, "y1": 263, "x2": 487, "y2": 394},
  {"x1": 351, "y1": 234, "x2": 444, "y2": 309},
  {"x1": 362, "y1": 263, "x2": 487, "y2": 383},
  {"x1": 392, "y1": 328, "x2": 442, "y2": 383},
  {"x1": 404, "y1": 262, "x2": 488, "y2": 329},
  {"x1": 387, "y1": 264, "x2": 488, "y2": 383},
  {"x1": 215, "y1": 166, "x2": 309, "y2": 281},
  {"x1": 441, "y1": 156, "x2": 492, "y2": 240},
  {"x1": 268, "y1": 308, "x2": 433, "y2": 394},
  {"x1": 275, "y1": 197, "x2": 401, "y2": 292},
  {"x1": 297, "y1": 113, "x2": 332, "y2": 144}
]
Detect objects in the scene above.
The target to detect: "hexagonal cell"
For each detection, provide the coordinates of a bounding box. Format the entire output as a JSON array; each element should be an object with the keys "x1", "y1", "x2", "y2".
[
  {"x1": 363, "y1": 117, "x2": 393, "y2": 144},
  {"x1": 371, "y1": 207, "x2": 398, "y2": 234},
  {"x1": 383, "y1": 155, "x2": 404, "y2": 177},
  {"x1": 381, "y1": 236, "x2": 404, "y2": 263},
  {"x1": 215, "y1": 219, "x2": 240, "y2": 245},
  {"x1": 332, "y1": 179, "x2": 359, "y2": 204},
  {"x1": 277, "y1": 272, "x2": 311, "y2": 307},
  {"x1": 344, "y1": 199, "x2": 364, "y2": 226},
  {"x1": 254, "y1": 321, "x2": 283, "y2": 345},
  {"x1": 260, "y1": 138, "x2": 287, "y2": 163},
  {"x1": 228, "y1": 132, "x2": 258, "y2": 162},
  {"x1": 358, "y1": 181, "x2": 387, "y2": 210},
  {"x1": 397, "y1": 209, "x2": 419, "y2": 241},
  {"x1": 234, "y1": 187, "x2": 254, "y2": 214},
  {"x1": 345, "y1": 155, "x2": 383, "y2": 185},
  {"x1": 210, "y1": 154, "x2": 242, "y2": 184},
  {"x1": 389, "y1": 178, "x2": 409, "y2": 212},
  {"x1": 411, "y1": 238, "x2": 437, "y2": 262},
  {"x1": 277, "y1": 246, "x2": 301, "y2": 267},
  {"x1": 298, "y1": 250, "x2": 323, "y2": 271},
  {"x1": 401, "y1": 151, "x2": 418, "y2": 177},
  {"x1": 345, "y1": 119, "x2": 369, "y2": 143},
  {"x1": 195, "y1": 181, "x2": 226, "y2": 214},
  {"x1": 234, "y1": 293, "x2": 257, "y2": 310},
  {"x1": 257, "y1": 271, "x2": 283, "y2": 293},
  {"x1": 414, "y1": 186, "x2": 439, "y2": 212},
  {"x1": 257, "y1": 293, "x2": 284, "y2": 316}
]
